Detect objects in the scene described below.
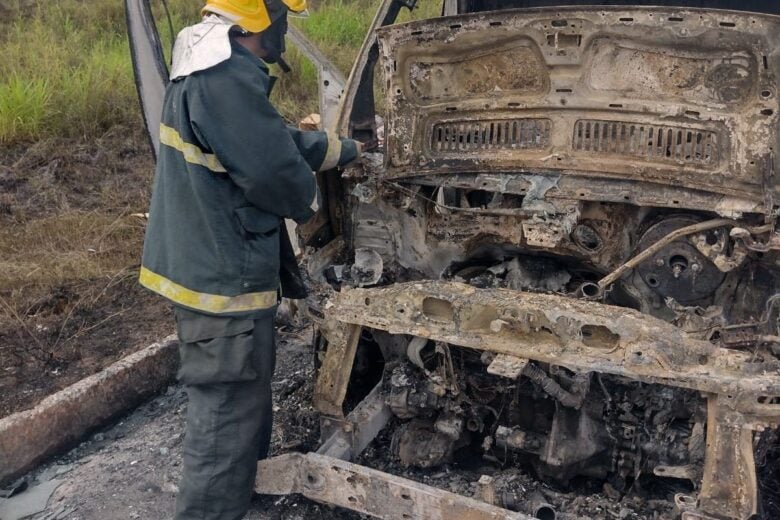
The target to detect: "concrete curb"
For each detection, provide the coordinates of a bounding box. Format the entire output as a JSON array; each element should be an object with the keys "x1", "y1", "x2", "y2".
[{"x1": 0, "y1": 335, "x2": 179, "y2": 484}]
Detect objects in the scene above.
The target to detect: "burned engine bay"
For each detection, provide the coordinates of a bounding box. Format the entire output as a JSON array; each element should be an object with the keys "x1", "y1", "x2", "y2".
[
  {"x1": 304, "y1": 195, "x2": 780, "y2": 519},
  {"x1": 255, "y1": 5, "x2": 780, "y2": 520}
]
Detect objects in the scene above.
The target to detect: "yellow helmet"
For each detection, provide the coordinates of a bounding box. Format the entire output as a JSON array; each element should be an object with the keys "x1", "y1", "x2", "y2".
[{"x1": 202, "y1": 0, "x2": 307, "y2": 34}]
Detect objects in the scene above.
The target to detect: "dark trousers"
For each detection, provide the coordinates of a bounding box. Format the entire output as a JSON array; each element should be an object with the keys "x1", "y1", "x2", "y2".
[{"x1": 173, "y1": 308, "x2": 276, "y2": 520}]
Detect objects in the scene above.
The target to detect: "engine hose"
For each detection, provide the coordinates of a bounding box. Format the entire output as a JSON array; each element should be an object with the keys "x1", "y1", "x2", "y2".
[{"x1": 523, "y1": 363, "x2": 582, "y2": 409}]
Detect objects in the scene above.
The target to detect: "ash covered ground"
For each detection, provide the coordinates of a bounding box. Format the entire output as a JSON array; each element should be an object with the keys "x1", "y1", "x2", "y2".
[{"x1": 3, "y1": 325, "x2": 696, "y2": 520}]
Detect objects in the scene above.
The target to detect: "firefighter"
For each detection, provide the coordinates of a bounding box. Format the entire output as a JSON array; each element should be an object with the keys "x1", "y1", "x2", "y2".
[{"x1": 138, "y1": 1, "x2": 361, "y2": 517}]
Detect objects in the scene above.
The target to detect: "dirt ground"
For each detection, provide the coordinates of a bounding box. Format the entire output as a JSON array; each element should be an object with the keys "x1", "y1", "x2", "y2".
[{"x1": 2, "y1": 325, "x2": 707, "y2": 520}]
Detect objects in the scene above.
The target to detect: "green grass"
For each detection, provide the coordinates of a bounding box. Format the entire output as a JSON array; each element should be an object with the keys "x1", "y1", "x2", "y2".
[
  {"x1": 0, "y1": 0, "x2": 442, "y2": 144},
  {"x1": 0, "y1": 74, "x2": 51, "y2": 141},
  {"x1": 0, "y1": 0, "x2": 199, "y2": 144},
  {"x1": 304, "y1": 2, "x2": 373, "y2": 49}
]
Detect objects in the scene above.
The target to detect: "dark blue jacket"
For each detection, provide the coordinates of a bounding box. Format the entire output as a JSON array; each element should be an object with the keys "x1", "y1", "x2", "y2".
[{"x1": 140, "y1": 40, "x2": 357, "y2": 316}]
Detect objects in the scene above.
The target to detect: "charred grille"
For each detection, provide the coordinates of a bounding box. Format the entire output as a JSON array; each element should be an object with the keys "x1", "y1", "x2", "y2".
[
  {"x1": 431, "y1": 118, "x2": 551, "y2": 152},
  {"x1": 573, "y1": 120, "x2": 719, "y2": 166}
]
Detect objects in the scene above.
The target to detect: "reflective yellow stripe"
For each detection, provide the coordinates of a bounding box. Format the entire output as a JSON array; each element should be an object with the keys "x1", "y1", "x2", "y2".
[
  {"x1": 319, "y1": 131, "x2": 342, "y2": 171},
  {"x1": 159, "y1": 123, "x2": 227, "y2": 173},
  {"x1": 139, "y1": 267, "x2": 276, "y2": 313}
]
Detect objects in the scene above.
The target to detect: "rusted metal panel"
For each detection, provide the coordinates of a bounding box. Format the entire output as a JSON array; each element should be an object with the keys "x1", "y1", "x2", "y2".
[
  {"x1": 255, "y1": 453, "x2": 533, "y2": 519},
  {"x1": 698, "y1": 396, "x2": 759, "y2": 520},
  {"x1": 377, "y1": 7, "x2": 780, "y2": 212},
  {"x1": 313, "y1": 322, "x2": 363, "y2": 417}
]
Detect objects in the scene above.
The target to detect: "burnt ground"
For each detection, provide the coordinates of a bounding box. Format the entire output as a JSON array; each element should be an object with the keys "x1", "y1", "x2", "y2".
[
  {"x1": 0, "y1": 126, "x2": 172, "y2": 417},
  {"x1": 0, "y1": 277, "x2": 173, "y2": 417},
  {"x1": 5, "y1": 326, "x2": 707, "y2": 520}
]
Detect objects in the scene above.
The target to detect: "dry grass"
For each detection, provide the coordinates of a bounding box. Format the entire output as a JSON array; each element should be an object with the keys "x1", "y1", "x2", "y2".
[
  {"x1": 0, "y1": 212, "x2": 143, "y2": 291},
  {"x1": 0, "y1": 125, "x2": 169, "y2": 415},
  {"x1": 0, "y1": 124, "x2": 154, "y2": 297}
]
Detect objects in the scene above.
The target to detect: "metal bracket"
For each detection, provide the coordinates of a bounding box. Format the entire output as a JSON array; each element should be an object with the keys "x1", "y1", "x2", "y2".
[
  {"x1": 310, "y1": 281, "x2": 780, "y2": 520},
  {"x1": 328, "y1": 281, "x2": 780, "y2": 414},
  {"x1": 318, "y1": 383, "x2": 392, "y2": 461}
]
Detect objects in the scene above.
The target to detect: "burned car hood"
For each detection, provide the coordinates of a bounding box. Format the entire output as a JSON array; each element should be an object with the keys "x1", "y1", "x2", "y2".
[{"x1": 377, "y1": 7, "x2": 780, "y2": 216}]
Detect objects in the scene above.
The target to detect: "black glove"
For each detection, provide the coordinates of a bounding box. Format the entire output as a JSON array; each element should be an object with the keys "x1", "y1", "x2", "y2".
[{"x1": 278, "y1": 225, "x2": 307, "y2": 299}]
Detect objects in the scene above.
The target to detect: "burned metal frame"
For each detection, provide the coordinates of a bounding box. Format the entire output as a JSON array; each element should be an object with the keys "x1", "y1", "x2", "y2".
[
  {"x1": 300, "y1": 0, "x2": 417, "y2": 247},
  {"x1": 256, "y1": 281, "x2": 780, "y2": 519},
  {"x1": 323, "y1": 282, "x2": 780, "y2": 417},
  {"x1": 256, "y1": 3, "x2": 780, "y2": 520},
  {"x1": 125, "y1": 1, "x2": 780, "y2": 517},
  {"x1": 336, "y1": 0, "x2": 419, "y2": 143},
  {"x1": 256, "y1": 452, "x2": 533, "y2": 519},
  {"x1": 257, "y1": 378, "x2": 537, "y2": 518}
]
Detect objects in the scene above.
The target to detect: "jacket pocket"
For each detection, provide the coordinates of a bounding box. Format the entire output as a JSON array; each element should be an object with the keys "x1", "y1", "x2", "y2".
[{"x1": 234, "y1": 206, "x2": 281, "y2": 291}]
